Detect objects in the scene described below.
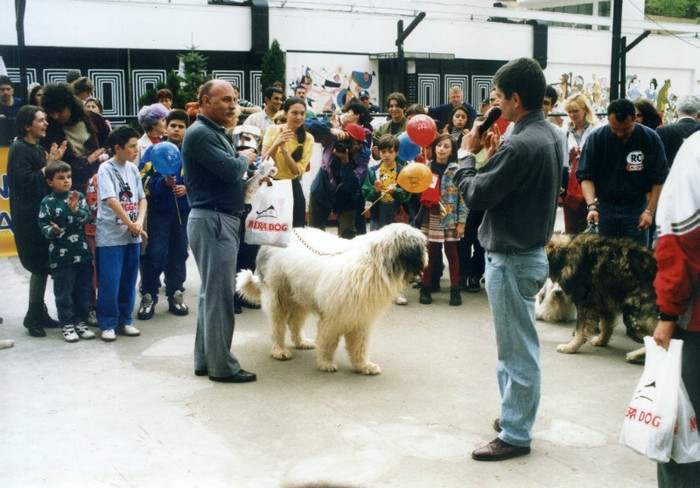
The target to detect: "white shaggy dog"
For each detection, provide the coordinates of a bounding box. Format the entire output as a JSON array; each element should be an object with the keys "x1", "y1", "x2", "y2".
[
  {"x1": 535, "y1": 278, "x2": 577, "y2": 323},
  {"x1": 236, "y1": 223, "x2": 427, "y2": 374}
]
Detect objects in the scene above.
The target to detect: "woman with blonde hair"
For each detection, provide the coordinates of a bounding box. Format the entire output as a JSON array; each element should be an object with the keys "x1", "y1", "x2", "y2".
[{"x1": 562, "y1": 93, "x2": 598, "y2": 234}]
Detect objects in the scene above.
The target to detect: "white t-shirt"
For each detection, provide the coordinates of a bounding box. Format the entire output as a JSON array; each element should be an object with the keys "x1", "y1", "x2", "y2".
[{"x1": 95, "y1": 159, "x2": 146, "y2": 247}]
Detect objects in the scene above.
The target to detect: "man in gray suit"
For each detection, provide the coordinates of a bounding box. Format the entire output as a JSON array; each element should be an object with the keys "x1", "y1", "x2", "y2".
[{"x1": 183, "y1": 80, "x2": 257, "y2": 383}]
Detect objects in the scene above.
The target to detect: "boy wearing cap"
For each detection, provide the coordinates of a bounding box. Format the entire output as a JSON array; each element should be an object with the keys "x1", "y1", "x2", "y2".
[
  {"x1": 359, "y1": 90, "x2": 381, "y2": 113},
  {"x1": 307, "y1": 122, "x2": 367, "y2": 238}
]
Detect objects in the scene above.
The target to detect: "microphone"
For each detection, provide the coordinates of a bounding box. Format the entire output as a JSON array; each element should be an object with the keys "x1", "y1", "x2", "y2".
[{"x1": 478, "y1": 107, "x2": 502, "y2": 136}]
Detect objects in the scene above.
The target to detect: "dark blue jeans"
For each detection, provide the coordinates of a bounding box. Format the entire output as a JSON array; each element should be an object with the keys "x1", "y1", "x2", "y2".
[
  {"x1": 141, "y1": 210, "x2": 189, "y2": 302},
  {"x1": 52, "y1": 261, "x2": 93, "y2": 326},
  {"x1": 597, "y1": 199, "x2": 648, "y2": 247}
]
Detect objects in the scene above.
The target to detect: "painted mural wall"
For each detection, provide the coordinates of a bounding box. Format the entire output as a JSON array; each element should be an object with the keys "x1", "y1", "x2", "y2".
[
  {"x1": 286, "y1": 53, "x2": 379, "y2": 114},
  {"x1": 545, "y1": 64, "x2": 694, "y2": 122}
]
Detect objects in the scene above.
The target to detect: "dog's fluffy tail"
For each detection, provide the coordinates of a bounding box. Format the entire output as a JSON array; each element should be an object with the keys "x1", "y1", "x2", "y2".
[{"x1": 235, "y1": 269, "x2": 262, "y2": 304}]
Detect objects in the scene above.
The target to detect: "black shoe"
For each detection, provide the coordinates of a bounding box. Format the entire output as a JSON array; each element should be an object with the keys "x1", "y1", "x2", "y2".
[
  {"x1": 137, "y1": 294, "x2": 155, "y2": 320},
  {"x1": 27, "y1": 325, "x2": 46, "y2": 337},
  {"x1": 195, "y1": 369, "x2": 208, "y2": 377},
  {"x1": 40, "y1": 303, "x2": 60, "y2": 328},
  {"x1": 466, "y1": 277, "x2": 481, "y2": 293},
  {"x1": 449, "y1": 286, "x2": 462, "y2": 306},
  {"x1": 471, "y1": 438, "x2": 530, "y2": 461},
  {"x1": 209, "y1": 369, "x2": 257, "y2": 383},
  {"x1": 419, "y1": 286, "x2": 432, "y2": 305},
  {"x1": 167, "y1": 290, "x2": 189, "y2": 316}
]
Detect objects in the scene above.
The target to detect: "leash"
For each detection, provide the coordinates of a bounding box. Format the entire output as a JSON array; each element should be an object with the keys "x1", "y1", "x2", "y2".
[{"x1": 292, "y1": 228, "x2": 348, "y2": 257}]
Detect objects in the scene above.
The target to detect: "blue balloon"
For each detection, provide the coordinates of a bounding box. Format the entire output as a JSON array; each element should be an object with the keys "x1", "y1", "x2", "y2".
[
  {"x1": 149, "y1": 142, "x2": 182, "y2": 176},
  {"x1": 397, "y1": 132, "x2": 421, "y2": 163}
]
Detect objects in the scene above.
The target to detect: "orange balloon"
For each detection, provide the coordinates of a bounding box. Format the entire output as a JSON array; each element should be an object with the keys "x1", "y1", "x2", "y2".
[{"x1": 398, "y1": 162, "x2": 433, "y2": 193}]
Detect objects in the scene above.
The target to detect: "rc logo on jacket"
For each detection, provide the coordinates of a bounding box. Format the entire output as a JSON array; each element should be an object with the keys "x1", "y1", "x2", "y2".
[{"x1": 626, "y1": 150, "x2": 645, "y2": 171}]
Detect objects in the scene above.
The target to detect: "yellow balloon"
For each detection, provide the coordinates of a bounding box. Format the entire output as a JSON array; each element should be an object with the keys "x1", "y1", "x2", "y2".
[{"x1": 397, "y1": 162, "x2": 433, "y2": 193}]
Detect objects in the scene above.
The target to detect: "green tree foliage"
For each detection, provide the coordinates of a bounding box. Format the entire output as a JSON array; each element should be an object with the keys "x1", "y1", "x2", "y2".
[
  {"x1": 135, "y1": 48, "x2": 209, "y2": 112},
  {"x1": 178, "y1": 46, "x2": 210, "y2": 105},
  {"x1": 645, "y1": 0, "x2": 698, "y2": 20},
  {"x1": 261, "y1": 39, "x2": 285, "y2": 92}
]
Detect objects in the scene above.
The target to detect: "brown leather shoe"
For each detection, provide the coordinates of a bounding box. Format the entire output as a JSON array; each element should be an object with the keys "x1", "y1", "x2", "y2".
[
  {"x1": 493, "y1": 417, "x2": 501, "y2": 433},
  {"x1": 472, "y1": 438, "x2": 530, "y2": 461}
]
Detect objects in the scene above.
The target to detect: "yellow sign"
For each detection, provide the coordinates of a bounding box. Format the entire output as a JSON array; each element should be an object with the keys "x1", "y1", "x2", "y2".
[{"x1": 0, "y1": 146, "x2": 18, "y2": 257}]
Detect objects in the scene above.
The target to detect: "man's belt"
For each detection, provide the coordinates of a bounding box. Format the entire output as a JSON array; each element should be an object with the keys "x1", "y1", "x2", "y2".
[{"x1": 192, "y1": 204, "x2": 243, "y2": 218}]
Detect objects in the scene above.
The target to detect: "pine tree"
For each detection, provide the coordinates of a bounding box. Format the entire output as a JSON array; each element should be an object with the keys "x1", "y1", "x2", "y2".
[
  {"x1": 178, "y1": 46, "x2": 210, "y2": 105},
  {"x1": 261, "y1": 39, "x2": 285, "y2": 91}
]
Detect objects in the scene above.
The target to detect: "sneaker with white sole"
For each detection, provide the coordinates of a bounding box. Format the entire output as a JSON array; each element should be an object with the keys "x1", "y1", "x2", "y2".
[
  {"x1": 75, "y1": 322, "x2": 96, "y2": 340},
  {"x1": 168, "y1": 290, "x2": 189, "y2": 316},
  {"x1": 62, "y1": 326, "x2": 79, "y2": 343},
  {"x1": 137, "y1": 293, "x2": 155, "y2": 320},
  {"x1": 394, "y1": 293, "x2": 408, "y2": 305},
  {"x1": 87, "y1": 310, "x2": 98, "y2": 326},
  {"x1": 118, "y1": 325, "x2": 141, "y2": 337},
  {"x1": 101, "y1": 329, "x2": 116, "y2": 342}
]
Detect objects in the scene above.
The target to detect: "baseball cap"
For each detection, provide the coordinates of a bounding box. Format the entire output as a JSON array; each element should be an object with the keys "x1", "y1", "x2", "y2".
[
  {"x1": 359, "y1": 90, "x2": 370, "y2": 100},
  {"x1": 344, "y1": 123, "x2": 365, "y2": 142}
]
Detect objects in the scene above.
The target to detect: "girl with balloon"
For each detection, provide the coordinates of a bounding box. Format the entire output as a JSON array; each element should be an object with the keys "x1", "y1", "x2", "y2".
[{"x1": 416, "y1": 134, "x2": 467, "y2": 306}]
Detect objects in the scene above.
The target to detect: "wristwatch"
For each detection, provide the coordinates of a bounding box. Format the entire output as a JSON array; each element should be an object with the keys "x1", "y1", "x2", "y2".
[{"x1": 457, "y1": 149, "x2": 474, "y2": 160}]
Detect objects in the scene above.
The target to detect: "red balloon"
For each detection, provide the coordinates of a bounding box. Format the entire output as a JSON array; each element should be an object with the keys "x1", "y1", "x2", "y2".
[{"x1": 407, "y1": 114, "x2": 438, "y2": 147}]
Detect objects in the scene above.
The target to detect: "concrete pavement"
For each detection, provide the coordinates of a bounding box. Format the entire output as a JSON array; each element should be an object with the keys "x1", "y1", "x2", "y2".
[{"x1": 0, "y1": 239, "x2": 657, "y2": 487}]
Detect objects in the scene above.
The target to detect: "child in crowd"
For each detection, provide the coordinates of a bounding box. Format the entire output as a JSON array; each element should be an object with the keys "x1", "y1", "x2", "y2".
[
  {"x1": 362, "y1": 133, "x2": 411, "y2": 304},
  {"x1": 446, "y1": 105, "x2": 470, "y2": 144},
  {"x1": 38, "y1": 160, "x2": 95, "y2": 342},
  {"x1": 417, "y1": 134, "x2": 467, "y2": 306},
  {"x1": 137, "y1": 109, "x2": 191, "y2": 319},
  {"x1": 95, "y1": 126, "x2": 147, "y2": 342}
]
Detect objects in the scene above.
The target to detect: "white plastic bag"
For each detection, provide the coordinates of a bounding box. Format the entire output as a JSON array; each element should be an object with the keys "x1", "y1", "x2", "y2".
[
  {"x1": 244, "y1": 179, "x2": 293, "y2": 247},
  {"x1": 619, "y1": 336, "x2": 683, "y2": 462},
  {"x1": 671, "y1": 380, "x2": 700, "y2": 463}
]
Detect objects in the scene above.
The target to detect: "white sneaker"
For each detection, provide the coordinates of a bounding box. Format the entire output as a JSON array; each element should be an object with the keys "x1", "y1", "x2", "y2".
[
  {"x1": 395, "y1": 293, "x2": 408, "y2": 305},
  {"x1": 75, "y1": 322, "x2": 96, "y2": 340},
  {"x1": 87, "y1": 310, "x2": 98, "y2": 326},
  {"x1": 118, "y1": 325, "x2": 141, "y2": 337},
  {"x1": 62, "y1": 326, "x2": 79, "y2": 343},
  {"x1": 101, "y1": 329, "x2": 116, "y2": 342}
]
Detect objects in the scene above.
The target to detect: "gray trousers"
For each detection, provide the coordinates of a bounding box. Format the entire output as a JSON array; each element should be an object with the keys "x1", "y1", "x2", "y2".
[{"x1": 188, "y1": 208, "x2": 241, "y2": 377}]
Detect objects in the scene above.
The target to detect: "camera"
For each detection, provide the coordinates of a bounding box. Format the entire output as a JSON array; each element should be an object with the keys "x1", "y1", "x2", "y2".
[{"x1": 335, "y1": 140, "x2": 351, "y2": 153}]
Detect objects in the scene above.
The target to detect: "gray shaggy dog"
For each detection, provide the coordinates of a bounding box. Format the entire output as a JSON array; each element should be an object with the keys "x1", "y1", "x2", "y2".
[
  {"x1": 545, "y1": 233, "x2": 657, "y2": 362},
  {"x1": 236, "y1": 223, "x2": 428, "y2": 374}
]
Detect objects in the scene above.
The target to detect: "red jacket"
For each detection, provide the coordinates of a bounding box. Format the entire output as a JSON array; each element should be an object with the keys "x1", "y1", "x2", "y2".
[{"x1": 654, "y1": 132, "x2": 699, "y2": 332}]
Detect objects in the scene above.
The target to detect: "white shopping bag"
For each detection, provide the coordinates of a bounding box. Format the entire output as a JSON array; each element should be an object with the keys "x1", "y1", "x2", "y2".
[
  {"x1": 671, "y1": 380, "x2": 700, "y2": 463},
  {"x1": 244, "y1": 179, "x2": 293, "y2": 247},
  {"x1": 619, "y1": 336, "x2": 684, "y2": 462}
]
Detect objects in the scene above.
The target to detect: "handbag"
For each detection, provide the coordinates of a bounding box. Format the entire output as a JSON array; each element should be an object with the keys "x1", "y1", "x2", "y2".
[
  {"x1": 671, "y1": 380, "x2": 700, "y2": 463},
  {"x1": 619, "y1": 336, "x2": 683, "y2": 462},
  {"x1": 563, "y1": 156, "x2": 585, "y2": 212},
  {"x1": 244, "y1": 179, "x2": 293, "y2": 247}
]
